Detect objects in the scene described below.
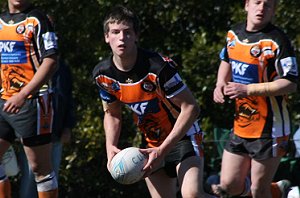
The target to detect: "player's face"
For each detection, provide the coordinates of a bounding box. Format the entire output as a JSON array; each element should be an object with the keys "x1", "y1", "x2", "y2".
[
  {"x1": 245, "y1": 0, "x2": 276, "y2": 31},
  {"x1": 105, "y1": 21, "x2": 138, "y2": 58}
]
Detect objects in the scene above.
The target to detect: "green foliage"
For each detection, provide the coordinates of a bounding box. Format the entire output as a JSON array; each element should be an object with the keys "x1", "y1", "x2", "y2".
[{"x1": 1, "y1": 0, "x2": 300, "y2": 197}]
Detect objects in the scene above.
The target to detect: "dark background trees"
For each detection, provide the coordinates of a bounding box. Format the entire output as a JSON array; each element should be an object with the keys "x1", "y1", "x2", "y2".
[{"x1": 1, "y1": 0, "x2": 299, "y2": 197}]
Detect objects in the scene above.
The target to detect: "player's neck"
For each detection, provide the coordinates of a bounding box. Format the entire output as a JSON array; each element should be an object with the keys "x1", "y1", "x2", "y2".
[{"x1": 113, "y1": 49, "x2": 138, "y2": 72}]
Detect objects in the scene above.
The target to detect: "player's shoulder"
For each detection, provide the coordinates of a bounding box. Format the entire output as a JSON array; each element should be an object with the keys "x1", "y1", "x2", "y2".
[
  {"x1": 138, "y1": 48, "x2": 177, "y2": 72},
  {"x1": 26, "y1": 5, "x2": 49, "y2": 21},
  {"x1": 264, "y1": 24, "x2": 291, "y2": 43},
  {"x1": 229, "y1": 22, "x2": 245, "y2": 34},
  {"x1": 92, "y1": 57, "x2": 112, "y2": 79}
]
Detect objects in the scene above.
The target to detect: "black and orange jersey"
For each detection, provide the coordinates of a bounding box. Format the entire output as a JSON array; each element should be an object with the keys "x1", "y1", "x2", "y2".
[
  {"x1": 220, "y1": 22, "x2": 298, "y2": 138},
  {"x1": 93, "y1": 48, "x2": 201, "y2": 147},
  {"x1": 0, "y1": 5, "x2": 58, "y2": 100}
]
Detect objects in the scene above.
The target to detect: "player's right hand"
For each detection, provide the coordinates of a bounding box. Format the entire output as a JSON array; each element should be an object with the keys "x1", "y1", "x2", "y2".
[
  {"x1": 106, "y1": 146, "x2": 121, "y2": 171},
  {"x1": 213, "y1": 85, "x2": 225, "y2": 103}
]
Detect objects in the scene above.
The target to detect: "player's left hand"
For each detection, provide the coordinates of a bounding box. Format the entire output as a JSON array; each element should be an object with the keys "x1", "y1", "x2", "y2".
[
  {"x1": 139, "y1": 147, "x2": 162, "y2": 177},
  {"x1": 3, "y1": 93, "x2": 26, "y2": 114},
  {"x1": 224, "y1": 82, "x2": 247, "y2": 99}
]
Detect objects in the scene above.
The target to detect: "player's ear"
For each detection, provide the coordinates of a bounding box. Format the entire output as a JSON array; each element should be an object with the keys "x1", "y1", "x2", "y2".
[
  {"x1": 244, "y1": 0, "x2": 249, "y2": 12},
  {"x1": 105, "y1": 33, "x2": 109, "y2": 44}
]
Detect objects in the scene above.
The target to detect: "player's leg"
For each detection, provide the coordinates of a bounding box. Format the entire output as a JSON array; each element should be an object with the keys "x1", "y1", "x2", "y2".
[
  {"x1": 0, "y1": 139, "x2": 11, "y2": 198},
  {"x1": 249, "y1": 136, "x2": 289, "y2": 198},
  {"x1": 18, "y1": 146, "x2": 38, "y2": 198},
  {"x1": 0, "y1": 107, "x2": 18, "y2": 198},
  {"x1": 212, "y1": 149, "x2": 251, "y2": 196},
  {"x1": 19, "y1": 94, "x2": 57, "y2": 198},
  {"x1": 250, "y1": 156, "x2": 282, "y2": 198},
  {"x1": 176, "y1": 133, "x2": 215, "y2": 197},
  {"x1": 177, "y1": 155, "x2": 215, "y2": 198},
  {"x1": 144, "y1": 169, "x2": 177, "y2": 198},
  {"x1": 23, "y1": 137, "x2": 58, "y2": 198}
]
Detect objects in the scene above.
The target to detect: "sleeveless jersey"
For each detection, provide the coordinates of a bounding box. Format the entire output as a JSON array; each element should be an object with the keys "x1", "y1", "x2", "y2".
[
  {"x1": 93, "y1": 48, "x2": 201, "y2": 147},
  {"x1": 220, "y1": 22, "x2": 298, "y2": 138},
  {"x1": 0, "y1": 6, "x2": 57, "y2": 100}
]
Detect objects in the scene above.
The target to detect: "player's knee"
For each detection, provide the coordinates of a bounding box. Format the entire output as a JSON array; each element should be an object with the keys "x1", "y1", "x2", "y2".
[
  {"x1": 35, "y1": 171, "x2": 58, "y2": 192},
  {"x1": 251, "y1": 184, "x2": 270, "y2": 197},
  {"x1": 220, "y1": 180, "x2": 243, "y2": 196},
  {"x1": 181, "y1": 187, "x2": 199, "y2": 198}
]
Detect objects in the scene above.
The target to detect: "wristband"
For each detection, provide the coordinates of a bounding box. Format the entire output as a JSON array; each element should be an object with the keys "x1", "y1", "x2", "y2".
[{"x1": 247, "y1": 82, "x2": 278, "y2": 96}]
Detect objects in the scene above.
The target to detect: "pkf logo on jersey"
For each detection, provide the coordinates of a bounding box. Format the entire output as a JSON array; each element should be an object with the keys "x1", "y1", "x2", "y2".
[
  {"x1": 128, "y1": 98, "x2": 159, "y2": 116},
  {"x1": 231, "y1": 60, "x2": 258, "y2": 84},
  {"x1": 0, "y1": 41, "x2": 27, "y2": 64}
]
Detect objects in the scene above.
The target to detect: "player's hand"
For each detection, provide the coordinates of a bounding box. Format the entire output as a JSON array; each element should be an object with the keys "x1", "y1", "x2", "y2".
[
  {"x1": 3, "y1": 93, "x2": 26, "y2": 114},
  {"x1": 106, "y1": 146, "x2": 121, "y2": 171},
  {"x1": 139, "y1": 147, "x2": 162, "y2": 177},
  {"x1": 224, "y1": 82, "x2": 247, "y2": 99},
  {"x1": 213, "y1": 84, "x2": 226, "y2": 103}
]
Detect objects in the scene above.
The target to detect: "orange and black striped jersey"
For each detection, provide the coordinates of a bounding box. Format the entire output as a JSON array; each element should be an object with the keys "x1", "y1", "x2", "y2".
[
  {"x1": 0, "y1": 5, "x2": 57, "y2": 100},
  {"x1": 220, "y1": 22, "x2": 298, "y2": 138},
  {"x1": 93, "y1": 48, "x2": 201, "y2": 147}
]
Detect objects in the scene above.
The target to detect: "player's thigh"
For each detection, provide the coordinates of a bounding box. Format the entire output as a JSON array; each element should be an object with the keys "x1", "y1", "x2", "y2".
[
  {"x1": 145, "y1": 169, "x2": 177, "y2": 198},
  {"x1": 220, "y1": 150, "x2": 250, "y2": 186},
  {"x1": 251, "y1": 156, "x2": 282, "y2": 189},
  {"x1": 23, "y1": 142, "x2": 53, "y2": 176},
  {"x1": 176, "y1": 155, "x2": 205, "y2": 195}
]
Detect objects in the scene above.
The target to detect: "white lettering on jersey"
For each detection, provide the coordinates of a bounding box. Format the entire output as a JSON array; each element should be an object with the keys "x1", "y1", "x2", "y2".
[
  {"x1": 280, "y1": 57, "x2": 298, "y2": 76},
  {"x1": 129, "y1": 102, "x2": 148, "y2": 115},
  {"x1": 42, "y1": 32, "x2": 57, "y2": 50},
  {"x1": 232, "y1": 61, "x2": 249, "y2": 75},
  {"x1": 0, "y1": 42, "x2": 16, "y2": 52}
]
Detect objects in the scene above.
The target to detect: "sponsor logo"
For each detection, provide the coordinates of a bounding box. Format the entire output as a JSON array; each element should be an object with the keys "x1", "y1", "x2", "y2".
[
  {"x1": 250, "y1": 45, "x2": 261, "y2": 57},
  {"x1": 280, "y1": 57, "x2": 298, "y2": 76},
  {"x1": 16, "y1": 24, "x2": 25, "y2": 34},
  {"x1": 42, "y1": 32, "x2": 57, "y2": 50},
  {"x1": 0, "y1": 41, "x2": 16, "y2": 53},
  {"x1": 232, "y1": 60, "x2": 249, "y2": 76},
  {"x1": 125, "y1": 78, "x2": 133, "y2": 83},
  {"x1": 242, "y1": 38, "x2": 249, "y2": 43},
  {"x1": 141, "y1": 81, "x2": 156, "y2": 92},
  {"x1": 129, "y1": 102, "x2": 148, "y2": 115}
]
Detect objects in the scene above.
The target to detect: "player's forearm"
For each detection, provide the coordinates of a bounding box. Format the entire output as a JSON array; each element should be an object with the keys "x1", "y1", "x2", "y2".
[
  {"x1": 247, "y1": 79, "x2": 297, "y2": 96},
  {"x1": 159, "y1": 103, "x2": 200, "y2": 156},
  {"x1": 19, "y1": 56, "x2": 57, "y2": 98},
  {"x1": 104, "y1": 113, "x2": 122, "y2": 149},
  {"x1": 216, "y1": 61, "x2": 232, "y2": 87}
]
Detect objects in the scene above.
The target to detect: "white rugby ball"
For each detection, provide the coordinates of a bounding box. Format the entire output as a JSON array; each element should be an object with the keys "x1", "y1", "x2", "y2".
[{"x1": 110, "y1": 147, "x2": 147, "y2": 185}]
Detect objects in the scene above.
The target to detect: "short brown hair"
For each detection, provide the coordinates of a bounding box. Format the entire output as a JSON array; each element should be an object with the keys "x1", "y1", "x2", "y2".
[{"x1": 103, "y1": 5, "x2": 140, "y2": 34}]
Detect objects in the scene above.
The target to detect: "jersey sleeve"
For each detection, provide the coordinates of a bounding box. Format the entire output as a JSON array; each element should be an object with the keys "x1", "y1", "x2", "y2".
[
  {"x1": 30, "y1": 9, "x2": 58, "y2": 59},
  {"x1": 275, "y1": 34, "x2": 298, "y2": 82},
  {"x1": 219, "y1": 32, "x2": 230, "y2": 63},
  {"x1": 158, "y1": 60, "x2": 186, "y2": 98},
  {"x1": 99, "y1": 89, "x2": 117, "y2": 103}
]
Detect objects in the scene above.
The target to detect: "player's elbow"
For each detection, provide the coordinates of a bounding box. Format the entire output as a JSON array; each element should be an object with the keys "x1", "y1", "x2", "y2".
[{"x1": 191, "y1": 103, "x2": 201, "y2": 120}]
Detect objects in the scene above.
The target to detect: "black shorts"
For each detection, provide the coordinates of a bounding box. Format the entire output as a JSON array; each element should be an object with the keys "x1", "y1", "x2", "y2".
[
  {"x1": 0, "y1": 93, "x2": 53, "y2": 146},
  {"x1": 156, "y1": 133, "x2": 204, "y2": 178},
  {"x1": 225, "y1": 133, "x2": 289, "y2": 161}
]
